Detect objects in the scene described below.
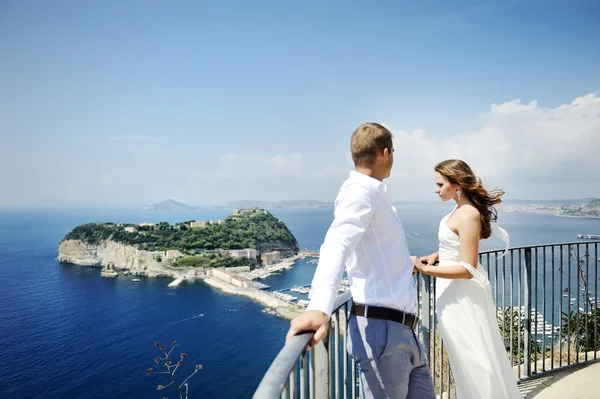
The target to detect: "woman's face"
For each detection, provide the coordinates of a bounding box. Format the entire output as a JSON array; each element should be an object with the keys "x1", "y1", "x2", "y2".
[{"x1": 434, "y1": 172, "x2": 457, "y2": 202}]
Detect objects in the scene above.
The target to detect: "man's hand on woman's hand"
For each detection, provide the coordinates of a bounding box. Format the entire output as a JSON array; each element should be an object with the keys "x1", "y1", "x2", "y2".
[
  {"x1": 411, "y1": 255, "x2": 426, "y2": 274},
  {"x1": 419, "y1": 253, "x2": 438, "y2": 266}
]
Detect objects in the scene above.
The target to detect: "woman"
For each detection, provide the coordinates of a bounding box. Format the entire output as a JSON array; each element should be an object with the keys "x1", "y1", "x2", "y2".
[{"x1": 415, "y1": 159, "x2": 521, "y2": 399}]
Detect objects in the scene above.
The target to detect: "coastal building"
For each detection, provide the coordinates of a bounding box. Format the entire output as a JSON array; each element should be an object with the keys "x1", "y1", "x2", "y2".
[
  {"x1": 187, "y1": 268, "x2": 206, "y2": 277},
  {"x1": 139, "y1": 222, "x2": 154, "y2": 227},
  {"x1": 211, "y1": 267, "x2": 252, "y2": 288},
  {"x1": 261, "y1": 250, "x2": 281, "y2": 265},
  {"x1": 231, "y1": 208, "x2": 268, "y2": 219},
  {"x1": 165, "y1": 249, "x2": 182, "y2": 259},
  {"x1": 124, "y1": 226, "x2": 137, "y2": 233},
  {"x1": 190, "y1": 221, "x2": 208, "y2": 229},
  {"x1": 228, "y1": 248, "x2": 257, "y2": 259},
  {"x1": 226, "y1": 266, "x2": 251, "y2": 273}
]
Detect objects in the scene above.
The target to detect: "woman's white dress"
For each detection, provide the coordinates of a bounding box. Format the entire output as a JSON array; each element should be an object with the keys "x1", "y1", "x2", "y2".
[{"x1": 435, "y1": 210, "x2": 521, "y2": 398}]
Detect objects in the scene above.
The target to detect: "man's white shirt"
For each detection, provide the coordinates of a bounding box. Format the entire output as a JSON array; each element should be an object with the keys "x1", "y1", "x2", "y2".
[{"x1": 306, "y1": 171, "x2": 417, "y2": 317}]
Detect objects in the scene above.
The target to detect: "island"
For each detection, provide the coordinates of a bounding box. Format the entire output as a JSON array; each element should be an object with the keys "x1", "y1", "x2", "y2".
[{"x1": 57, "y1": 208, "x2": 311, "y2": 319}]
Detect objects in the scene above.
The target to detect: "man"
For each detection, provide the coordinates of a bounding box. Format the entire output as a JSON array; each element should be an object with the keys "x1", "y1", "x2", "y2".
[{"x1": 286, "y1": 122, "x2": 436, "y2": 399}]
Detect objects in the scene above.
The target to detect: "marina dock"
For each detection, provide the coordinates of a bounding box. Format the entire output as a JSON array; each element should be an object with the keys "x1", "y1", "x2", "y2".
[{"x1": 168, "y1": 276, "x2": 186, "y2": 287}]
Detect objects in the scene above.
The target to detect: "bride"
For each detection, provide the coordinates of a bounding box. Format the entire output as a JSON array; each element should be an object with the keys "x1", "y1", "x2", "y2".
[{"x1": 414, "y1": 159, "x2": 521, "y2": 399}]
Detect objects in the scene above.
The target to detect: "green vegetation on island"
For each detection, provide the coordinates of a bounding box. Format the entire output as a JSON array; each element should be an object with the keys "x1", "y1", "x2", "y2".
[
  {"x1": 172, "y1": 253, "x2": 255, "y2": 268},
  {"x1": 61, "y1": 209, "x2": 300, "y2": 267}
]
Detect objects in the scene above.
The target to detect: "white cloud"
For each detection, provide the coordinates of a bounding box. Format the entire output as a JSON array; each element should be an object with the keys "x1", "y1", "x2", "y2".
[
  {"x1": 183, "y1": 93, "x2": 599, "y2": 203},
  {"x1": 386, "y1": 92, "x2": 600, "y2": 200}
]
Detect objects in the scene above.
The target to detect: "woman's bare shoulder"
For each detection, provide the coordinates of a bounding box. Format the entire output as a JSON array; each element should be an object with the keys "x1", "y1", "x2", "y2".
[{"x1": 456, "y1": 204, "x2": 480, "y2": 222}]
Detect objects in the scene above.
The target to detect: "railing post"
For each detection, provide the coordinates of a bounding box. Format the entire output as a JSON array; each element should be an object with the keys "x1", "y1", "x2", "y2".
[
  {"x1": 524, "y1": 248, "x2": 532, "y2": 377},
  {"x1": 421, "y1": 273, "x2": 432, "y2": 364},
  {"x1": 312, "y1": 336, "x2": 330, "y2": 398}
]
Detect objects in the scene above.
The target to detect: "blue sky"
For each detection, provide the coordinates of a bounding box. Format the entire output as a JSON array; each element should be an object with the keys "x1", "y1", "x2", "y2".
[{"x1": 1, "y1": 0, "x2": 599, "y2": 206}]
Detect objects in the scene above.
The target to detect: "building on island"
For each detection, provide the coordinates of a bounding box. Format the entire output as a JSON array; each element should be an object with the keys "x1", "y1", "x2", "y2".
[
  {"x1": 139, "y1": 222, "x2": 155, "y2": 227},
  {"x1": 189, "y1": 221, "x2": 208, "y2": 229},
  {"x1": 231, "y1": 208, "x2": 268, "y2": 219},
  {"x1": 191, "y1": 219, "x2": 225, "y2": 227},
  {"x1": 225, "y1": 266, "x2": 251, "y2": 273},
  {"x1": 228, "y1": 248, "x2": 257, "y2": 259},
  {"x1": 165, "y1": 249, "x2": 182, "y2": 259},
  {"x1": 261, "y1": 250, "x2": 281, "y2": 265},
  {"x1": 211, "y1": 268, "x2": 252, "y2": 288},
  {"x1": 124, "y1": 226, "x2": 137, "y2": 233}
]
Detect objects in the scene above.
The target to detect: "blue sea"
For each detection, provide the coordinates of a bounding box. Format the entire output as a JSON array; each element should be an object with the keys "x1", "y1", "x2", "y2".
[{"x1": 0, "y1": 206, "x2": 598, "y2": 398}]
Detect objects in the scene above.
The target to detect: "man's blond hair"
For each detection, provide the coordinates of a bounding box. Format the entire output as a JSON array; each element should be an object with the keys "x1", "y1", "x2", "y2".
[{"x1": 350, "y1": 122, "x2": 394, "y2": 167}]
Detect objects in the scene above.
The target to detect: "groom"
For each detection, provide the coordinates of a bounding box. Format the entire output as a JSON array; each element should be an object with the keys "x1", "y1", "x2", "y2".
[{"x1": 286, "y1": 123, "x2": 436, "y2": 398}]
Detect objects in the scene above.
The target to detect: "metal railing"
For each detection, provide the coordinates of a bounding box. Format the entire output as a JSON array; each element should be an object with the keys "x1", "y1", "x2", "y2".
[{"x1": 254, "y1": 241, "x2": 600, "y2": 398}]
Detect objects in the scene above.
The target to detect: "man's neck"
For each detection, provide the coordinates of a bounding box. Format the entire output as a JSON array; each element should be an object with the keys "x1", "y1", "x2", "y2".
[{"x1": 355, "y1": 166, "x2": 385, "y2": 182}]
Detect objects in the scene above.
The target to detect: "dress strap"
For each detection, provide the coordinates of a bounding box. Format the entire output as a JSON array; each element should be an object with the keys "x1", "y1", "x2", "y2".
[{"x1": 459, "y1": 261, "x2": 489, "y2": 287}]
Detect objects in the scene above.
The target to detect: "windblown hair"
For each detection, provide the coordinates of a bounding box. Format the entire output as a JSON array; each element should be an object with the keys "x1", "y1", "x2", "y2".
[
  {"x1": 350, "y1": 123, "x2": 393, "y2": 167},
  {"x1": 435, "y1": 159, "x2": 504, "y2": 239}
]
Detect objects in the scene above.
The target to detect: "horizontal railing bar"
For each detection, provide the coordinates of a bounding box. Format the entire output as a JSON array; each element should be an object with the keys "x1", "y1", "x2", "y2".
[{"x1": 479, "y1": 241, "x2": 598, "y2": 255}]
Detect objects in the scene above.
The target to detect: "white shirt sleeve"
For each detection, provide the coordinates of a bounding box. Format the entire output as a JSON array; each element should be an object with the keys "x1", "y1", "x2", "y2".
[{"x1": 306, "y1": 183, "x2": 374, "y2": 316}]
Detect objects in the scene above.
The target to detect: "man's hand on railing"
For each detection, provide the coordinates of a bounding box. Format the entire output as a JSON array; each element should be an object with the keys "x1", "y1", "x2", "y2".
[
  {"x1": 411, "y1": 255, "x2": 426, "y2": 275},
  {"x1": 286, "y1": 310, "x2": 329, "y2": 349}
]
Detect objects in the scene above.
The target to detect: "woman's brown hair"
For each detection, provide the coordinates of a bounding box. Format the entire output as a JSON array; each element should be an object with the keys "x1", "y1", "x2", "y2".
[{"x1": 435, "y1": 159, "x2": 504, "y2": 239}]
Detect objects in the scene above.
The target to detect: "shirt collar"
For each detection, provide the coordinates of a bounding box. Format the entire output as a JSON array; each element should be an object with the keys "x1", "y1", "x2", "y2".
[{"x1": 349, "y1": 170, "x2": 387, "y2": 191}]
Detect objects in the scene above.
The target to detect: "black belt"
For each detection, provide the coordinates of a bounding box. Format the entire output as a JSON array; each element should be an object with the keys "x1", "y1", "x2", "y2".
[{"x1": 351, "y1": 303, "x2": 419, "y2": 330}]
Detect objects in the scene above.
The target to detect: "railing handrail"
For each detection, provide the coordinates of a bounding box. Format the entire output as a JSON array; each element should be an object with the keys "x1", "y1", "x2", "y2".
[
  {"x1": 253, "y1": 291, "x2": 352, "y2": 398},
  {"x1": 479, "y1": 240, "x2": 598, "y2": 254}
]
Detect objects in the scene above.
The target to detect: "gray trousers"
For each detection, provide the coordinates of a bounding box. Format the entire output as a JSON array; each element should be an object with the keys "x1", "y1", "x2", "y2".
[{"x1": 347, "y1": 314, "x2": 436, "y2": 399}]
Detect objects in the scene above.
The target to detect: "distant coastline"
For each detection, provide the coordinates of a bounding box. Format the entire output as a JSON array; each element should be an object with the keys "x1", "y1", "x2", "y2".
[{"x1": 497, "y1": 197, "x2": 599, "y2": 220}]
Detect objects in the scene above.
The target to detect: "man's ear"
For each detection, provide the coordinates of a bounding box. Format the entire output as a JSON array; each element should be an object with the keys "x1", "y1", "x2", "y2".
[{"x1": 382, "y1": 147, "x2": 390, "y2": 159}]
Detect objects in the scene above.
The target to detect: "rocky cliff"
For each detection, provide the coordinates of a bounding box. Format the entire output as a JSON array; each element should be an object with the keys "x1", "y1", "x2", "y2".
[{"x1": 57, "y1": 239, "x2": 177, "y2": 278}]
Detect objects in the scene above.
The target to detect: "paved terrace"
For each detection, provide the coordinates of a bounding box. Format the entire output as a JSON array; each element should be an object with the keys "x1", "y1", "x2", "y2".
[{"x1": 521, "y1": 361, "x2": 600, "y2": 399}]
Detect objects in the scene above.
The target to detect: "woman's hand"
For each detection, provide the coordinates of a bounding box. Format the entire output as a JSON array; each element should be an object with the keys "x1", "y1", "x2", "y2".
[{"x1": 419, "y1": 252, "x2": 438, "y2": 266}]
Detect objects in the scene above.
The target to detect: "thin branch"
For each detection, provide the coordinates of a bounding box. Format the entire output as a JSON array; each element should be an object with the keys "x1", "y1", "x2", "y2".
[
  {"x1": 172, "y1": 364, "x2": 181, "y2": 375},
  {"x1": 178, "y1": 370, "x2": 199, "y2": 389}
]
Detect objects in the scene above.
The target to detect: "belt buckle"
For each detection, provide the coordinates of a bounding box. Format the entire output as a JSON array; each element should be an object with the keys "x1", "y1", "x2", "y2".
[
  {"x1": 364, "y1": 305, "x2": 369, "y2": 318},
  {"x1": 412, "y1": 316, "x2": 419, "y2": 330}
]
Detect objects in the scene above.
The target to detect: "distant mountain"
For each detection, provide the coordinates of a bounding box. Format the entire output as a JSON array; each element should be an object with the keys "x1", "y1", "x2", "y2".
[
  {"x1": 143, "y1": 199, "x2": 197, "y2": 211},
  {"x1": 225, "y1": 200, "x2": 332, "y2": 209},
  {"x1": 582, "y1": 198, "x2": 600, "y2": 214}
]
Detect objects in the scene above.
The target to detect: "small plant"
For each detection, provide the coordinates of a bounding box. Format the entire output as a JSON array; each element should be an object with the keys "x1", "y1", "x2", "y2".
[
  {"x1": 560, "y1": 308, "x2": 600, "y2": 352},
  {"x1": 146, "y1": 341, "x2": 202, "y2": 399},
  {"x1": 497, "y1": 307, "x2": 542, "y2": 365}
]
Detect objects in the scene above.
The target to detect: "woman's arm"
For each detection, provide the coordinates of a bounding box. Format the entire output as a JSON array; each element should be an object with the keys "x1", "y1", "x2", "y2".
[
  {"x1": 416, "y1": 208, "x2": 481, "y2": 280},
  {"x1": 419, "y1": 264, "x2": 472, "y2": 279}
]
